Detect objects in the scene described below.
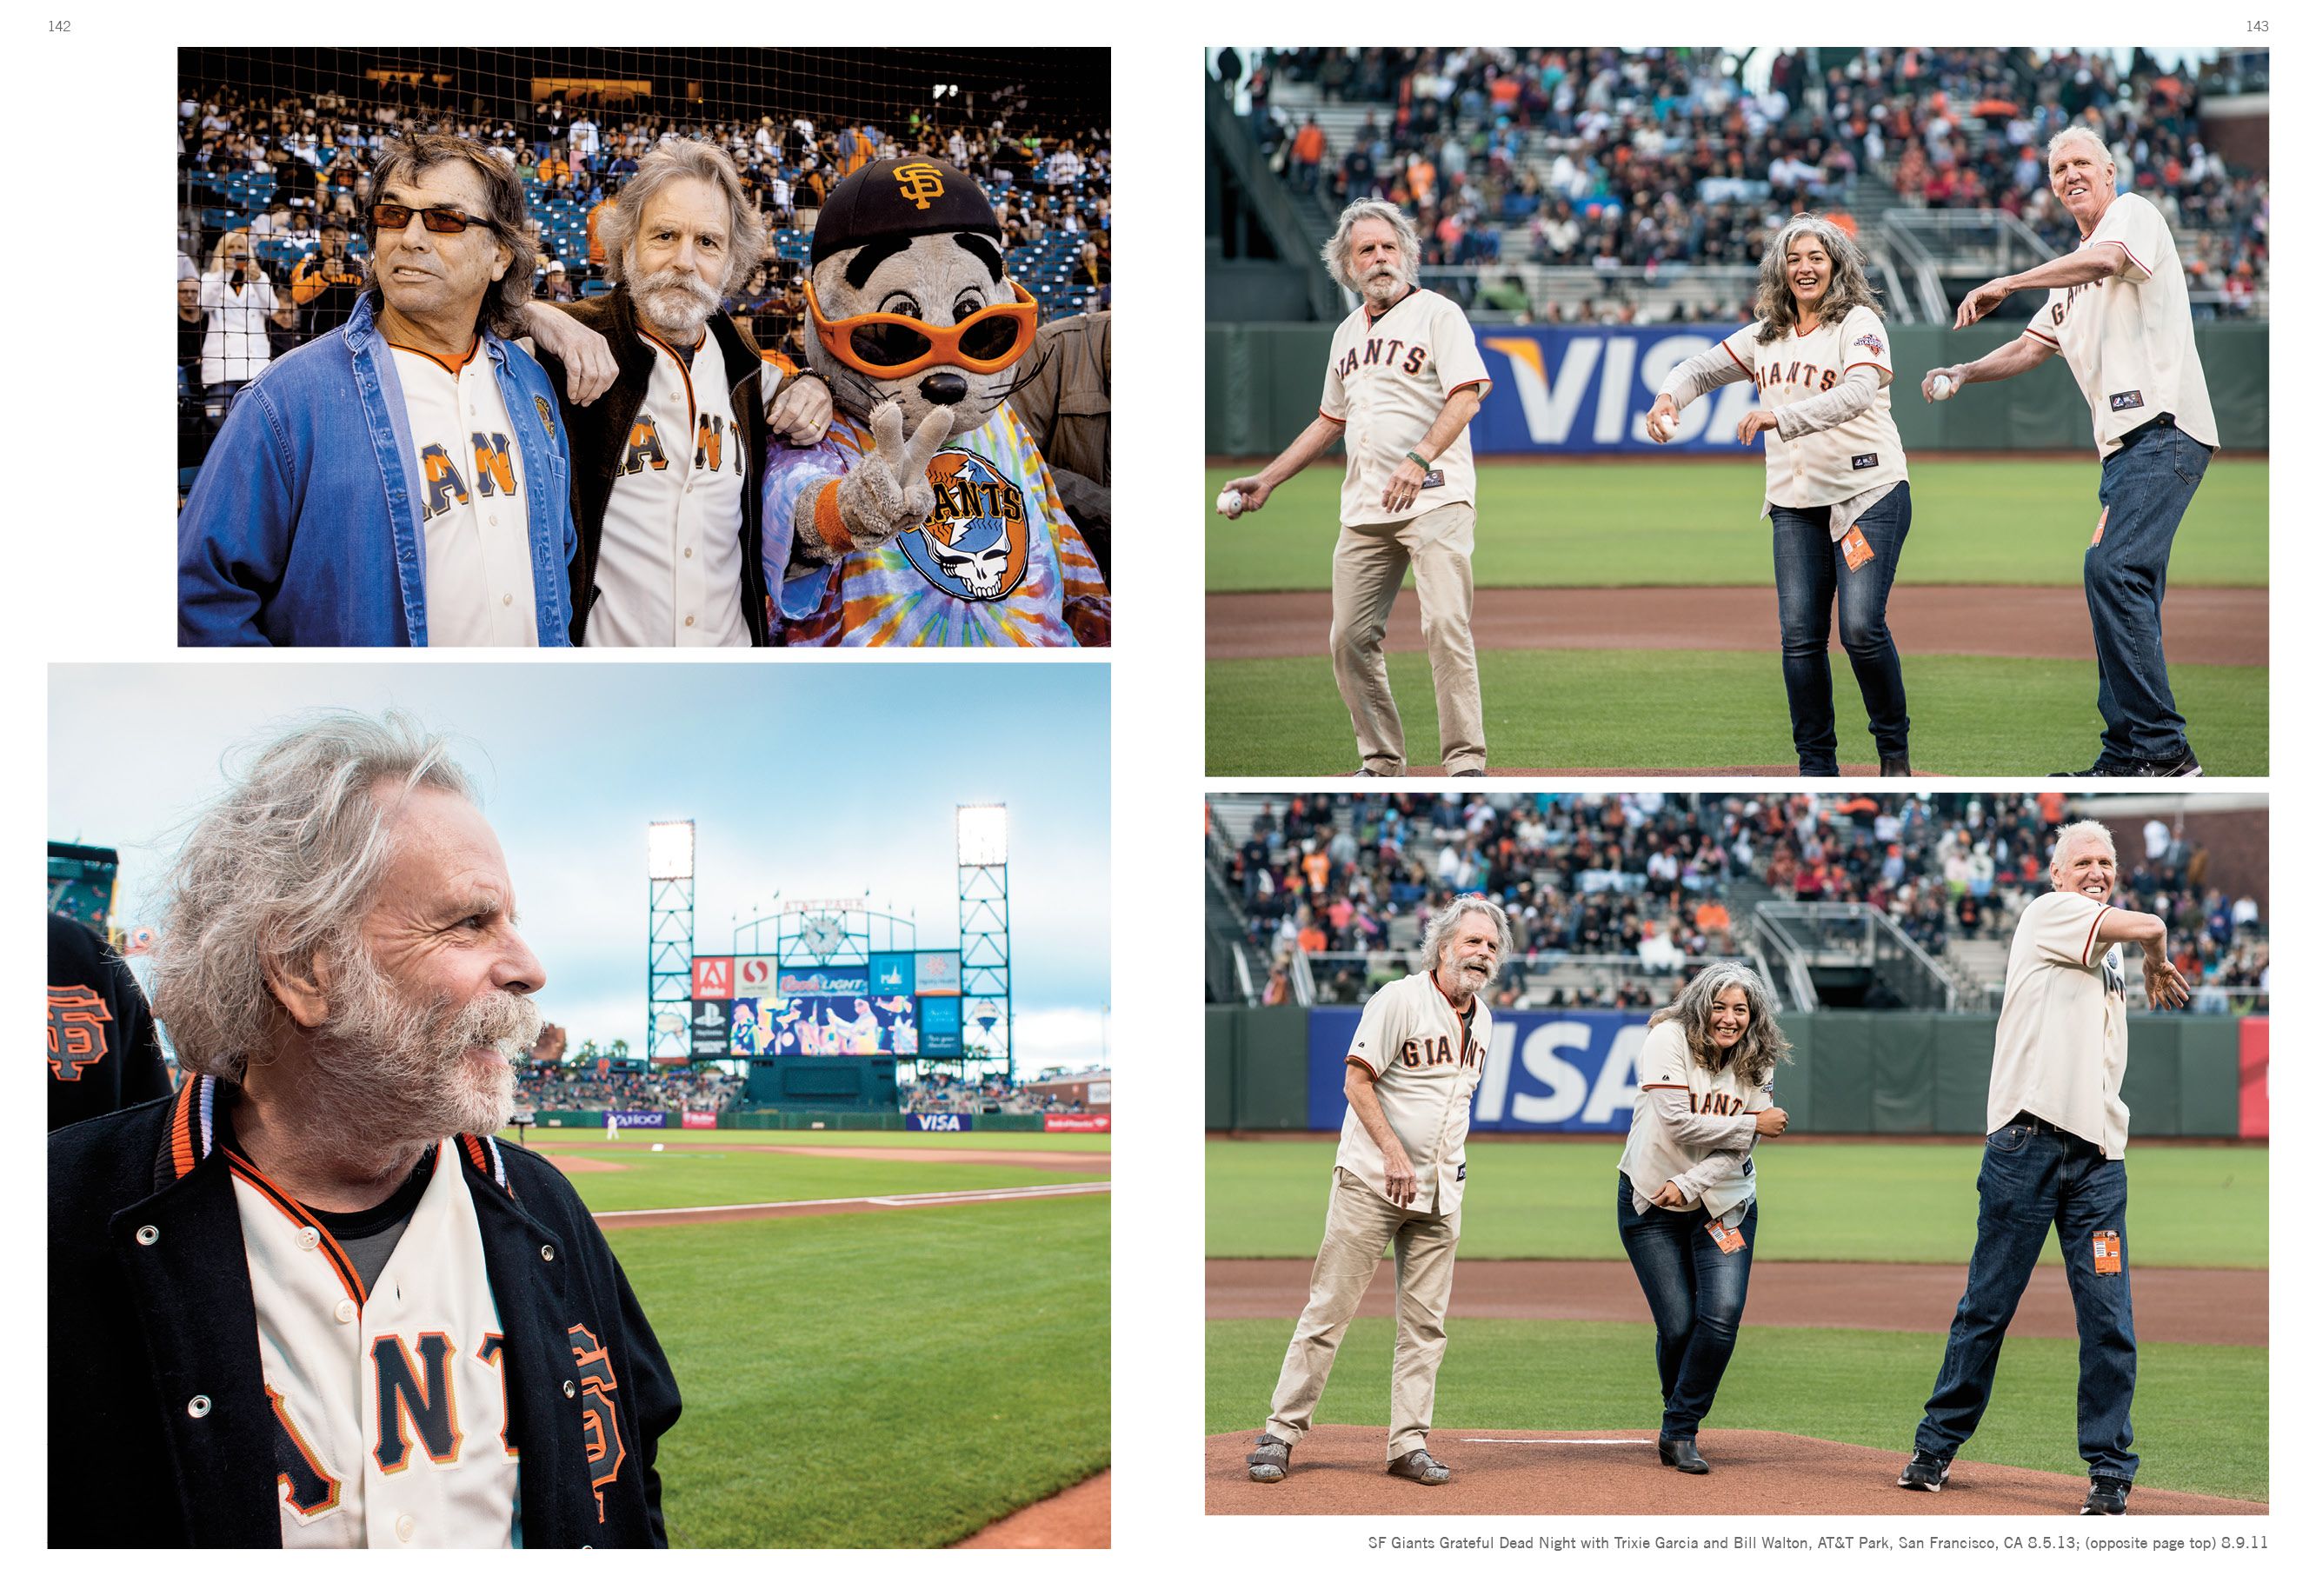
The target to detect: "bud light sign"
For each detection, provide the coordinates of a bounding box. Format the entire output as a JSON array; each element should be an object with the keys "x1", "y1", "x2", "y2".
[
  {"x1": 908, "y1": 1112, "x2": 973, "y2": 1132},
  {"x1": 1303, "y1": 1007, "x2": 1654, "y2": 1133}
]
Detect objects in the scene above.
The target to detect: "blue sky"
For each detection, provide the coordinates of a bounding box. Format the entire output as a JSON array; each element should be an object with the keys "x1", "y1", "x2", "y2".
[{"x1": 48, "y1": 661, "x2": 1110, "y2": 1076}]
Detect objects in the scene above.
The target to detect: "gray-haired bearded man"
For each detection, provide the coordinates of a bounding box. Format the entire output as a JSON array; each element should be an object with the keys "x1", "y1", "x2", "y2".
[
  {"x1": 48, "y1": 712, "x2": 679, "y2": 1546},
  {"x1": 1248, "y1": 894, "x2": 1506, "y2": 1488}
]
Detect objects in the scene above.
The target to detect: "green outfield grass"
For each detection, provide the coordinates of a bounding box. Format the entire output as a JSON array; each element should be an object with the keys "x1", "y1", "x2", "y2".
[
  {"x1": 614, "y1": 1198, "x2": 1109, "y2": 1546},
  {"x1": 1206, "y1": 458, "x2": 2269, "y2": 591},
  {"x1": 524, "y1": 1127, "x2": 1108, "y2": 1154},
  {"x1": 1206, "y1": 1140, "x2": 2267, "y2": 1268},
  {"x1": 1206, "y1": 1317, "x2": 2266, "y2": 1502},
  {"x1": 1205, "y1": 648, "x2": 2266, "y2": 776},
  {"x1": 545, "y1": 1144, "x2": 1101, "y2": 1213}
]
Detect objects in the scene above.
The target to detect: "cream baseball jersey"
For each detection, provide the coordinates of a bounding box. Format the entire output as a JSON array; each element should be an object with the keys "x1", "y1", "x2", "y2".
[
  {"x1": 231, "y1": 1142, "x2": 520, "y2": 1547},
  {"x1": 1338, "y1": 968, "x2": 1492, "y2": 1215},
  {"x1": 1320, "y1": 288, "x2": 1492, "y2": 529},
  {"x1": 1987, "y1": 889, "x2": 2131, "y2": 1157},
  {"x1": 2025, "y1": 192, "x2": 2220, "y2": 458},
  {"x1": 388, "y1": 341, "x2": 540, "y2": 646},
  {"x1": 584, "y1": 329, "x2": 750, "y2": 648},
  {"x1": 1721, "y1": 306, "x2": 1907, "y2": 509},
  {"x1": 1617, "y1": 1020, "x2": 1772, "y2": 1220}
]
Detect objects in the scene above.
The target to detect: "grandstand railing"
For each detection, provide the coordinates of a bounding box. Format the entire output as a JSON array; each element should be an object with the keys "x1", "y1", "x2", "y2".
[
  {"x1": 1753, "y1": 901, "x2": 1959, "y2": 1012},
  {"x1": 1301, "y1": 950, "x2": 1765, "y2": 1007},
  {"x1": 1881, "y1": 208, "x2": 2057, "y2": 284}
]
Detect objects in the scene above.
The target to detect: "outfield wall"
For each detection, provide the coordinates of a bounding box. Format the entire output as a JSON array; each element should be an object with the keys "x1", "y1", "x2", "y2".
[
  {"x1": 1208, "y1": 323, "x2": 2268, "y2": 456},
  {"x1": 526, "y1": 1109, "x2": 1099, "y2": 1133},
  {"x1": 1208, "y1": 1006, "x2": 2265, "y2": 1138}
]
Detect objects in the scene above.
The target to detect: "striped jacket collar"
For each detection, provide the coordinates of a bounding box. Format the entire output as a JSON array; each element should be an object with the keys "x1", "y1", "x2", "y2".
[{"x1": 153, "y1": 1073, "x2": 509, "y2": 1195}]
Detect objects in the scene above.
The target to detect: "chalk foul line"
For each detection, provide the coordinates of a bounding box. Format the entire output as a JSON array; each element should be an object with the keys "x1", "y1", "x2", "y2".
[
  {"x1": 1457, "y1": 1438, "x2": 1656, "y2": 1446},
  {"x1": 596, "y1": 1181, "x2": 1112, "y2": 1219}
]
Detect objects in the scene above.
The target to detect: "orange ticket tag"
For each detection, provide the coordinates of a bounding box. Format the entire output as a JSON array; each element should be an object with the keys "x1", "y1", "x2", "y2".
[
  {"x1": 1839, "y1": 527, "x2": 1873, "y2": 571},
  {"x1": 2092, "y1": 506, "x2": 2110, "y2": 547},
  {"x1": 1705, "y1": 1218, "x2": 1748, "y2": 1254},
  {"x1": 2092, "y1": 1230, "x2": 2123, "y2": 1274}
]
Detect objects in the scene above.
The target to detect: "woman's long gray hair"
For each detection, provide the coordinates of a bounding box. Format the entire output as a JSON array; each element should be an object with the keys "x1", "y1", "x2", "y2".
[
  {"x1": 1752, "y1": 212, "x2": 1881, "y2": 344},
  {"x1": 1647, "y1": 961, "x2": 1787, "y2": 1091},
  {"x1": 1323, "y1": 198, "x2": 1422, "y2": 294},
  {"x1": 1416, "y1": 894, "x2": 1512, "y2": 971},
  {"x1": 148, "y1": 712, "x2": 476, "y2": 1082}
]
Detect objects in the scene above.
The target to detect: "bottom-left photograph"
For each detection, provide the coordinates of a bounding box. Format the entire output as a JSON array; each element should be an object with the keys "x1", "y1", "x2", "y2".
[{"x1": 45, "y1": 660, "x2": 1112, "y2": 1549}]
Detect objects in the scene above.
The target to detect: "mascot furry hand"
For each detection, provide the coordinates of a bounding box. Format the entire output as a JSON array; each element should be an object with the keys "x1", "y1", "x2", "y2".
[{"x1": 761, "y1": 157, "x2": 1109, "y2": 646}]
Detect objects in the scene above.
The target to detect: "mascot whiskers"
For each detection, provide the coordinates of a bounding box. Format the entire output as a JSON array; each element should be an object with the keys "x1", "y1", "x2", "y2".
[{"x1": 761, "y1": 157, "x2": 1109, "y2": 645}]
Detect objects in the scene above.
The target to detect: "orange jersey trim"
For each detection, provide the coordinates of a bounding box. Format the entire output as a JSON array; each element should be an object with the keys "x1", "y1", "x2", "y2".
[
  {"x1": 223, "y1": 1148, "x2": 369, "y2": 1307},
  {"x1": 638, "y1": 326, "x2": 702, "y2": 434},
  {"x1": 169, "y1": 1076, "x2": 200, "y2": 1178},
  {"x1": 2080, "y1": 905, "x2": 2112, "y2": 968},
  {"x1": 2026, "y1": 327, "x2": 2062, "y2": 349},
  {"x1": 1719, "y1": 337, "x2": 1755, "y2": 380},
  {"x1": 1345, "y1": 1054, "x2": 1381, "y2": 1079},
  {"x1": 386, "y1": 336, "x2": 482, "y2": 377}
]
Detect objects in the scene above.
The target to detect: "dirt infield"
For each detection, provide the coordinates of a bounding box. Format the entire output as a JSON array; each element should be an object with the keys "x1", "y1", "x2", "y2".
[
  {"x1": 728, "y1": 1142, "x2": 1109, "y2": 1173},
  {"x1": 1208, "y1": 584, "x2": 2267, "y2": 668},
  {"x1": 593, "y1": 1180, "x2": 1111, "y2": 1229},
  {"x1": 1206, "y1": 1259, "x2": 2266, "y2": 1347},
  {"x1": 1204, "y1": 1426, "x2": 2261, "y2": 1515},
  {"x1": 953, "y1": 1470, "x2": 1111, "y2": 1547},
  {"x1": 543, "y1": 1154, "x2": 629, "y2": 1174}
]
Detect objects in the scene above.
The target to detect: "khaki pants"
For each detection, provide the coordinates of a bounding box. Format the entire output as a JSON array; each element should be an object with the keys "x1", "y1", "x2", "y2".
[
  {"x1": 1329, "y1": 502, "x2": 1485, "y2": 775},
  {"x1": 1264, "y1": 1167, "x2": 1462, "y2": 1460}
]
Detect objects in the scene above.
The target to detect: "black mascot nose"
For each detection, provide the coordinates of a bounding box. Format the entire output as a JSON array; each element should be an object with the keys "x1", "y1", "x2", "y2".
[{"x1": 919, "y1": 372, "x2": 968, "y2": 406}]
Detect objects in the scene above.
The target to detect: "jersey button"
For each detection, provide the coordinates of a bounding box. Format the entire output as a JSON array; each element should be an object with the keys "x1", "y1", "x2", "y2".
[
  {"x1": 187, "y1": 1394, "x2": 211, "y2": 1418},
  {"x1": 502, "y1": 593, "x2": 514, "y2": 606},
  {"x1": 297, "y1": 1226, "x2": 320, "y2": 1250},
  {"x1": 136, "y1": 1225, "x2": 160, "y2": 1246},
  {"x1": 396, "y1": 1513, "x2": 416, "y2": 1543},
  {"x1": 336, "y1": 1299, "x2": 356, "y2": 1323},
  {"x1": 682, "y1": 547, "x2": 692, "y2": 558},
  {"x1": 684, "y1": 615, "x2": 695, "y2": 628}
]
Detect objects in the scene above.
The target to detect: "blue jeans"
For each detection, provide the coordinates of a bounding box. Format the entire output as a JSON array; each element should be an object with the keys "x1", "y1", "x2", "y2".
[
  {"x1": 2089, "y1": 419, "x2": 2208, "y2": 763},
  {"x1": 1914, "y1": 1116, "x2": 2138, "y2": 1480},
  {"x1": 1769, "y1": 482, "x2": 1912, "y2": 775},
  {"x1": 1616, "y1": 1173, "x2": 1757, "y2": 1438}
]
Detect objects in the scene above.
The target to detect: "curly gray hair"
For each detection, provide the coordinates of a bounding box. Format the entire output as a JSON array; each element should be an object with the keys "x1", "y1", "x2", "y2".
[
  {"x1": 147, "y1": 712, "x2": 476, "y2": 1082},
  {"x1": 1752, "y1": 212, "x2": 1882, "y2": 344},
  {"x1": 1323, "y1": 198, "x2": 1422, "y2": 295},
  {"x1": 597, "y1": 135, "x2": 767, "y2": 296},
  {"x1": 1647, "y1": 961, "x2": 1787, "y2": 1092},
  {"x1": 1416, "y1": 894, "x2": 1511, "y2": 972}
]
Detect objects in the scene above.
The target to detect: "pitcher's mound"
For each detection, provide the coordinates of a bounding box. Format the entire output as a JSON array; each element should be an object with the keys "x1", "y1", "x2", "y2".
[{"x1": 1206, "y1": 1427, "x2": 2261, "y2": 1516}]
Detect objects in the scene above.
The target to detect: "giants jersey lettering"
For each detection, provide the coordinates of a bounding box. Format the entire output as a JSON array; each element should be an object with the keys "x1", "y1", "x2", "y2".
[
  {"x1": 234, "y1": 1144, "x2": 519, "y2": 1546},
  {"x1": 1321, "y1": 288, "x2": 1491, "y2": 529},
  {"x1": 2026, "y1": 192, "x2": 2220, "y2": 459},
  {"x1": 389, "y1": 342, "x2": 539, "y2": 645},
  {"x1": 1722, "y1": 306, "x2": 1907, "y2": 510},
  {"x1": 1617, "y1": 1020, "x2": 1772, "y2": 1218},
  {"x1": 586, "y1": 329, "x2": 751, "y2": 648},
  {"x1": 1336, "y1": 968, "x2": 1494, "y2": 1215}
]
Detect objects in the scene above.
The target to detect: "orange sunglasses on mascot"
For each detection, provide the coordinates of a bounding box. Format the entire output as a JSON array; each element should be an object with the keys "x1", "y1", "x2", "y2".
[{"x1": 802, "y1": 278, "x2": 1039, "y2": 379}]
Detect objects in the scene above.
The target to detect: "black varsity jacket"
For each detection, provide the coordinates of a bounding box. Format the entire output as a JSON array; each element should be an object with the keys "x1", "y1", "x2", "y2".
[{"x1": 47, "y1": 1075, "x2": 681, "y2": 1547}]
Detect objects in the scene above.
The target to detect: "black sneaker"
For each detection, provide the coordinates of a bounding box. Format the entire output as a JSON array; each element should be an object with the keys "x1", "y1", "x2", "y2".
[
  {"x1": 1898, "y1": 1451, "x2": 1952, "y2": 1492},
  {"x1": 2080, "y1": 1476, "x2": 2131, "y2": 1515},
  {"x1": 2138, "y1": 745, "x2": 2202, "y2": 778},
  {"x1": 2052, "y1": 760, "x2": 2136, "y2": 778}
]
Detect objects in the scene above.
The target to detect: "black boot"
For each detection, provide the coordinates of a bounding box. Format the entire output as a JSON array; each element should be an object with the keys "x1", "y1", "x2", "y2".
[
  {"x1": 1880, "y1": 751, "x2": 1912, "y2": 777},
  {"x1": 1658, "y1": 1433, "x2": 1710, "y2": 1474}
]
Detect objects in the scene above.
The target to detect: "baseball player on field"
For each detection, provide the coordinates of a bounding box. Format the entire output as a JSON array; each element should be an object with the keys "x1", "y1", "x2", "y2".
[
  {"x1": 1247, "y1": 894, "x2": 1504, "y2": 1488},
  {"x1": 48, "y1": 713, "x2": 678, "y2": 1547},
  {"x1": 1899, "y1": 820, "x2": 2188, "y2": 1515},
  {"x1": 1219, "y1": 200, "x2": 1493, "y2": 777},
  {"x1": 1924, "y1": 125, "x2": 2220, "y2": 778}
]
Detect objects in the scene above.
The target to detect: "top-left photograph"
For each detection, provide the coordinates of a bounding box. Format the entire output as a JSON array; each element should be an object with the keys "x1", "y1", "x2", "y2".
[{"x1": 176, "y1": 46, "x2": 1112, "y2": 647}]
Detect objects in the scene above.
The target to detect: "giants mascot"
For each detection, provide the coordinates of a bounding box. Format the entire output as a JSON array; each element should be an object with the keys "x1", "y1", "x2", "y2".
[{"x1": 761, "y1": 157, "x2": 1109, "y2": 645}]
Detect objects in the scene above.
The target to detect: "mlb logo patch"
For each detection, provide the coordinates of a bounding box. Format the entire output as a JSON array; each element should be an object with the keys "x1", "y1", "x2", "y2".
[
  {"x1": 533, "y1": 394, "x2": 556, "y2": 440},
  {"x1": 2108, "y1": 389, "x2": 2145, "y2": 412},
  {"x1": 1853, "y1": 332, "x2": 1885, "y2": 357},
  {"x1": 1851, "y1": 453, "x2": 1879, "y2": 470}
]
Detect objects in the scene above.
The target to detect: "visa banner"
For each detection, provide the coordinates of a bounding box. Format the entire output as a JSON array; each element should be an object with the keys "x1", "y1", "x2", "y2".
[
  {"x1": 908, "y1": 1112, "x2": 974, "y2": 1132},
  {"x1": 1467, "y1": 326, "x2": 1758, "y2": 455},
  {"x1": 1304, "y1": 1007, "x2": 1654, "y2": 1133}
]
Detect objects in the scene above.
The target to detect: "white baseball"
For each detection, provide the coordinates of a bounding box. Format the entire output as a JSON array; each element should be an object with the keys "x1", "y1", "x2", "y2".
[
  {"x1": 1929, "y1": 374, "x2": 1955, "y2": 402},
  {"x1": 1218, "y1": 489, "x2": 1245, "y2": 516}
]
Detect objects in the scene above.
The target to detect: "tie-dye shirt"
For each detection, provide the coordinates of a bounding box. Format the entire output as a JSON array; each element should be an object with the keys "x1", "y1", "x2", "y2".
[{"x1": 760, "y1": 401, "x2": 1109, "y2": 646}]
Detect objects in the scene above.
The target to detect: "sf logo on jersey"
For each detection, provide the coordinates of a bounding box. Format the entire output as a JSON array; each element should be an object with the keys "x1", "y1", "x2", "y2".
[
  {"x1": 899, "y1": 447, "x2": 1029, "y2": 602},
  {"x1": 48, "y1": 984, "x2": 111, "y2": 1080},
  {"x1": 569, "y1": 1322, "x2": 629, "y2": 1523}
]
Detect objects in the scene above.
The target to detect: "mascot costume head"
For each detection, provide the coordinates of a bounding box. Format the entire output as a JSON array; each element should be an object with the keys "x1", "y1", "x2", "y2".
[{"x1": 760, "y1": 157, "x2": 1109, "y2": 646}]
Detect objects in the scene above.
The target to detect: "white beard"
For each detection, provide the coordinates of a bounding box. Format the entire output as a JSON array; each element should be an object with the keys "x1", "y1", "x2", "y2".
[{"x1": 307, "y1": 947, "x2": 542, "y2": 1147}]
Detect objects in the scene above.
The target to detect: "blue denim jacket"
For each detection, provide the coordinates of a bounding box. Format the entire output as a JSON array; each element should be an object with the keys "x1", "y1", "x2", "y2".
[{"x1": 178, "y1": 292, "x2": 575, "y2": 646}]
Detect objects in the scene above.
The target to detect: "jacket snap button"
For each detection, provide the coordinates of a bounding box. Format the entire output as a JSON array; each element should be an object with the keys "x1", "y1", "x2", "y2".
[
  {"x1": 563, "y1": 1380, "x2": 576, "y2": 1398},
  {"x1": 136, "y1": 1225, "x2": 160, "y2": 1246},
  {"x1": 187, "y1": 1395, "x2": 212, "y2": 1418},
  {"x1": 540, "y1": 1243, "x2": 556, "y2": 1261}
]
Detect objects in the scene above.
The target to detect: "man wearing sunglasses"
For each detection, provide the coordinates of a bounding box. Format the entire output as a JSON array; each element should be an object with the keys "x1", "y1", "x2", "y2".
[
  {"x1": 181, "y1": 134, "x2": 577, "y2": 647},
  {"x1": 517, "y1": 136, "x2": 833, "y2": 646}
]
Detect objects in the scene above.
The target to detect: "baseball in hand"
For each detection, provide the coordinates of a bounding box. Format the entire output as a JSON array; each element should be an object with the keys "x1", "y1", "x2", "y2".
[
  {"x1": 1929, "y1": 374, "x2": 1955, "y2": 402},
  {"x1": 1218, "y1": 489, "x2": 1245, "y2": 516}
]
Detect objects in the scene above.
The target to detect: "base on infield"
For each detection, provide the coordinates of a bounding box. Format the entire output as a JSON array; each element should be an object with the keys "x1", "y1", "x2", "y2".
[{"x1": 1203, "y1": 1426, "x2": 2263, "y2": 1516}]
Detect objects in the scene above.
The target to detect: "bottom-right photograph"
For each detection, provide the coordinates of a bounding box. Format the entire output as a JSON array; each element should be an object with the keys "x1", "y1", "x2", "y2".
[{"x1": 1203, "y1": 788, "x2": 2266, "y2": 1518}]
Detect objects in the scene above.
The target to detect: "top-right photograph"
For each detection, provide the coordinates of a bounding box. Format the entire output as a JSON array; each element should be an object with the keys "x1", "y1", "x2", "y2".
[{"x1": 1206, "y1": 46, "x2": 2268, "y2": 779}]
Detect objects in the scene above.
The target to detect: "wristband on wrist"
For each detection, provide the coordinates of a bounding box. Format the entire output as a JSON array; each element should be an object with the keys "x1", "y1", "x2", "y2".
[{"x1": 1404, "y1": 449, "x2": 1430, "y2": 473}]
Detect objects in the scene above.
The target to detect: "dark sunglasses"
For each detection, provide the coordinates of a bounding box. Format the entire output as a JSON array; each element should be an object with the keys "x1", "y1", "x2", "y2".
[{"x1": 370, "y1": 202, "x2": 496, "y2": 236}]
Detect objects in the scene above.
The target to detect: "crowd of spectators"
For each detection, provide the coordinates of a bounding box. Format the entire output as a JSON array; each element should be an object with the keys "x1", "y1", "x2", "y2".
[
  {"x1": 177, "y1": 77, "x2": 1110, "y2": 475},
  {"x1": 904, "y1": 1073, "x2": 1094, "y2": 1116},
  {"x1": 514, "y1": 1061, "x2": 743, "y2": 1117},
  {"x1": 1223, "y1": 46, "x2": 2263, "y2": 322},
  {"x1": 1216, "y1": 791, "x2": 2266, "y2": 1014}
]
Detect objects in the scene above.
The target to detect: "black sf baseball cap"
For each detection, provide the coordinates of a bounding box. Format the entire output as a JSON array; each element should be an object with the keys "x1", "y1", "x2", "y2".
[{"x1": 809, "y1": 157, "x2": 1000, "y2": 266}]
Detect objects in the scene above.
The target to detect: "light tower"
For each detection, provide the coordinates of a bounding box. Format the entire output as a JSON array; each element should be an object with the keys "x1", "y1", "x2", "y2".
[
  {"x1": 955, "y1": 803, "x2": 1012, "y2": 1081},
  {"x1": 647, "y1": 821, "x2": 696, "y2": 1064}
]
